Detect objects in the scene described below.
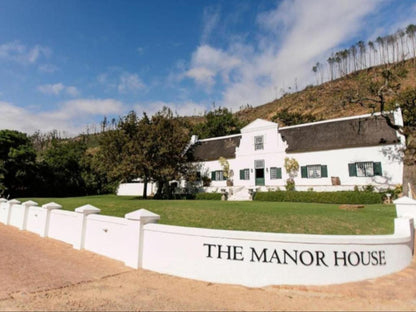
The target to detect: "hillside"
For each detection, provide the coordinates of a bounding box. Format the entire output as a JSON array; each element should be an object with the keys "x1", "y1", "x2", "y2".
[{"x1": 232, "y1": 58, "x2": 416, "y2": 126}]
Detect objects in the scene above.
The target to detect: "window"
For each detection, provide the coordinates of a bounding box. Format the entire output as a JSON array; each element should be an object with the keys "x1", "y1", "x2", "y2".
[
  {"x1": 211, "y1": 171, "x2": 226, "y2": 181},
  {"x1": 239, "y1": 169, "x2": 250, "y2": 180},
  {"x1": 254, "y1": 135, "x2": 264, "y2": 150},
  {"x1": 301, "y1": 165, "x2": 328, "y2": 178},
  {"x1": 348, "y1": 162, "x2": 382, "y2": 177},
  {"x1": 270, "y1": 167, "x2": 282, "y2": 179}
]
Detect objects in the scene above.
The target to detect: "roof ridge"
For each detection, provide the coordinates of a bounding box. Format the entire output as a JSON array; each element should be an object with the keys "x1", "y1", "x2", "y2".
[
  {"x1": 198, "y1": 133, "x2": 242, "y2": 142},
  {"x1": 279, "y1": 111, "x2": 388, "y2": 130}
]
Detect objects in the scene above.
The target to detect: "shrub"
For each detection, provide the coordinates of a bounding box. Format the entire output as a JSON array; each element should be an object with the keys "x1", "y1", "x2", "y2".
[
  {"x1": 195, "y1": 192, "x2": 222, "y2": 200},
  {"x1": 253, "y1": 190, "x2": 383, "y2": 204}
]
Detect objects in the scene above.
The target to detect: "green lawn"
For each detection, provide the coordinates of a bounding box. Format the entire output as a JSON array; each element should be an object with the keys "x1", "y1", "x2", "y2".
[{"x1": 18, "y1": 195, "x2": 397, "y2": 235}]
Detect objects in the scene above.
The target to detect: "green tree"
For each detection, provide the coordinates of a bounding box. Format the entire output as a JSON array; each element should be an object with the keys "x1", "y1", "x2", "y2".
[
  {"x1": 98, "y1": 108, "x2": 194, "y2": 199},
  {"x1": 41, "y1": 140, "x2": 87, "y2": 196},
  {"x1": 192, "y1": 107, "x2": 241, "y2": 139},
  {"x1": 271, "y1": 108, "x2": 318, "y2": 126},
  {"x1": 150, "y1": 107, "x2": 193, "y2": 199},
  {"x1": 0, "y1": 130, "x2": 37, "y2": 197}
]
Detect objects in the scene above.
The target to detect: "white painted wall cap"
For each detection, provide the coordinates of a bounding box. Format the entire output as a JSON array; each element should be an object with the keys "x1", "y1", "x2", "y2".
[
  {"x1": 394, "y1": 196, "x2": 416, "y2": 204},
  {"x1": 42, "y1": 202, "x2": 62, "y2": 209},
  {"x1": 22, "y1": 200, "x2": 38, "y2": 207},
  {"x1": 8, "y1": 199, "x2": 21, "y2": 204},
  {"x1": 75, "y1": 204, "x2": 101, "y2": 214},
  {"x1": 0, "y1": 198, "x2": 7, "y2": 202},
  {"x1": 125, "y1": 209, "x2": 160, "y2": 221}
]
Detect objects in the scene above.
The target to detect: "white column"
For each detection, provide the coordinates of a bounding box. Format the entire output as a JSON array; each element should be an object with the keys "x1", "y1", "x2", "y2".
[
  {"x1": 73, "y1": 204, "x2": 101, "y2": 250},
  {"x1": 40, "y1": 202, "x2": 62, "y2": 237},
  {"x1": 5, "y1": 199, "x2": 21, "y2": 225},
  {"x1": 20, "y1": 200, "x2": 38, "y2": 230},
  {"x1": 394, "y1": 196, "x2": 416, "y2": 228},
  {"x1": 0, "y1": 198, "x2": 7, "y2": 224},
  {"x1": 124, "y1": 209, "x2": 160, "y2": 269}
]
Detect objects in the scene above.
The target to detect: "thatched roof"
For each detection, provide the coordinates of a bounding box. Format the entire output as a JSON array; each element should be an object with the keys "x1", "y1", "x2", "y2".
[
  {"x1": 188, "y1": 135, "x2": 241, "y2": 162},
  {"x1": 279, "y1": 114, "x2": 400, "y2": 153},
  {"x1": 188, "y1": 114, "x2": 400, "y2": 160}
]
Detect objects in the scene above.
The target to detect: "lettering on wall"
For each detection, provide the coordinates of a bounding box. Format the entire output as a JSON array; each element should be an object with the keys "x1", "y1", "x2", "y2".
[{"x1": 203, "y1": 243, "x2": 387, "y2": 267}]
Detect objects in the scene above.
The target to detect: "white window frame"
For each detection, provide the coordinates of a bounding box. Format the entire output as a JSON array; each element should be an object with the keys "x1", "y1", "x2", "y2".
[
  {"x1": 254, "y1": 135, "x2": 264, "y2": 150},
  {"x1": 307, "y1": 165, "x2": 322, "y2": 179},
  {"x1": 356, "y1": 162, "x2": 375, "y2": 177}
]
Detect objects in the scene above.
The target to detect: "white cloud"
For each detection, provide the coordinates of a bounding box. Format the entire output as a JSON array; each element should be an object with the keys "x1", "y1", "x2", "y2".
[
  {"x1": 201, "y1": 6, "x2": 221, "y2": 44},
  {"x1": 0, "y1": 99, "x2": 124, "y2": 136},
  {"x1": 98, "y1": 69, "x2": 146, "y2": 94},
  {"x1": 65, "y1": 86, "x2": 80, "y2": 97},
  {"x1": 38, "y1": 64, "x2": 59, "y2": 73},
  {"x1": 37, "y1": 83, "x2": 80, "y2": 97},
  {"x1": 184, "y1": 0, "x2": 380, "y2": 110},
  {"x1": 118, "y1": 72, "x2": 146, "y2": 93},
  {"x1": 184, "y1": 45, "x2": 241, "y2": 89},
  {"x1": 0, "y1": 41, "x2": 50, "y2": 64}
]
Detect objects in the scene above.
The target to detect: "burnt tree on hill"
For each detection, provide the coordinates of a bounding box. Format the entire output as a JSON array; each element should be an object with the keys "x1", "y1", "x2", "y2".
[{"x1": 349, "y1": 65, "x2": 416, "y2": 197}]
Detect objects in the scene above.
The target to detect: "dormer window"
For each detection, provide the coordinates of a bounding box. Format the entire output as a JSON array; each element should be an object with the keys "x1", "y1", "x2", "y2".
[{"x1": 254, "y1": 135, "x2": 264, "y2": 150}]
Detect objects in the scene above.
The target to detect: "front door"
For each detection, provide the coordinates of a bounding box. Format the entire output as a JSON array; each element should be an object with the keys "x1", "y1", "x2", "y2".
[{"x1": 255, "y1": 160, "x2": 265, "y2": 186}]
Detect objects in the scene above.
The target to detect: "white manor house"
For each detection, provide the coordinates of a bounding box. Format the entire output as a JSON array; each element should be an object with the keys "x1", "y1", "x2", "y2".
[{"x1": 118, "y1": 109, "x2": 405, "y2": 200}]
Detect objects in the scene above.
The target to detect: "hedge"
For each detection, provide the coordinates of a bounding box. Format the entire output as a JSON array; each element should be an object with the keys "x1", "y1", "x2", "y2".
[
  {"x1": 195, "y1": 193, "x2": 222, "y2": 200},
  {"x1": 253, "y1": 191, "x2": 383, "y2": 204}
]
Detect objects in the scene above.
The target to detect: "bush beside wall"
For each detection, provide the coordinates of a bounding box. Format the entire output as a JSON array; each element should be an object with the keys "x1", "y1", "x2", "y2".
[
  {"x1": 195, "y1": 193, "x2": 222, "y2": 200},
  {"x1": 254, "y1": 191, "x2": 383, "y2": 204}
]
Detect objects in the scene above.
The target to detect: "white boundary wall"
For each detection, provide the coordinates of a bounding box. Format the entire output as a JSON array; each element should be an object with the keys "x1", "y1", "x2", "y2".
[{"x1": 0, "y1": 197, "x2": 414, "y2": 287}]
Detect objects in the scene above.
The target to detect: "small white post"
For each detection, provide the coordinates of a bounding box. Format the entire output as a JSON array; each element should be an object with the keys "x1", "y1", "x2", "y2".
[
  {"x1": 124, "y1": 209, "x2": 160, "y2": 269},
  {"x1": 394, "y1": 196, "x2": 416, "y2": 228},
  {"x1": 0, "y1": 198, "x2": 7, "y2": 224},
  {"x1": 20, "y1": 200, "x2": 38, "y2": 230},
  {"x1": 5, "y1": 199, "x2": 21, "y2": 225},
  {"x1": 41, "y1": 202, "x2": 62, "y2": 237},
  {"x1": 73, "y1": 204, "x2": 101, "y2": 250}
]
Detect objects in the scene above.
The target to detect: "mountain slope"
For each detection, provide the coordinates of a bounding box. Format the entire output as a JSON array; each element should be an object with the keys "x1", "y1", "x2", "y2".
[{"x1": 233, "y1": 58, "x2": 416, "y2": 126}]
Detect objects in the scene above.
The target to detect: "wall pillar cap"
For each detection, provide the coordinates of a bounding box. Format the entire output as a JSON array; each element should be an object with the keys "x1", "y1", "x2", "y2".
[
  {"x1": 8, "y1": 199, "x2": 21, "y2": 205},
  {"x1": 42, "y1": 202, "x2": 62, "y2": 210},
  {"x1": 22, "y1": 200, "x2": 38, "y2": 207},
  {"x1": 75, "y1": 204, "x2": 101, "y2": 215},
  {"x1": 125, "y1": 209, "x2": 160, "y2": 222},
  {"x1": 0, "y1": 198, "x2": 7, "y2": 203},
  {"x1": 394, "y1": 196, "x2": 416, "y2": 205}
]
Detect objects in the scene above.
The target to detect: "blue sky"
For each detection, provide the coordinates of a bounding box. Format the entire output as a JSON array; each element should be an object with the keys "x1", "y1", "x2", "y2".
[{"x1": 0, "y1": 0, "x2": 415, "y2": 135}]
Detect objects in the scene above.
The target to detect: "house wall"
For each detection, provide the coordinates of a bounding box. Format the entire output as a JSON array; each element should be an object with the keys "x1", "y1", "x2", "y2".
[
  {"x1": 211, "y1": 144, "x2": 403, "y2": 191},
  {"x1": 199, "y1": 117, "x2": 403, "y2": 191},
  {"x1": 117, "y1": 182, "x2": 157, "y2": 196}
]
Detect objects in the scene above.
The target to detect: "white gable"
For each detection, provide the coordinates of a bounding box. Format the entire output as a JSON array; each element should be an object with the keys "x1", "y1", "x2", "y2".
[{"x1": 241, "y1": 119, "x2": 278, "y2": 133}]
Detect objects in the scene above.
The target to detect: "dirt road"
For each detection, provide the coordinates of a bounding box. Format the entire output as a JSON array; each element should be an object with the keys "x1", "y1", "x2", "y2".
[{"x1": 0, "y1": 223, "x2": 415, "y2": 311}]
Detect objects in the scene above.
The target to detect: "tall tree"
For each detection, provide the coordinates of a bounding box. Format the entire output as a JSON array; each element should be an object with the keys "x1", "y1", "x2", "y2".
[
  {"x1": 98, "y1": 108, "x2": 194, "y2": 199},
  {"x1": 406, "y1": 24, "x2": 416, "y2": 61},
  {"x1": 349, "y1": 65, "x2": 416, "y2": 197}
]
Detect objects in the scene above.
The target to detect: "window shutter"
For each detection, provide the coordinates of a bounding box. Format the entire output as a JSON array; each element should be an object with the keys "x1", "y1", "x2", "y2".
[
  {"x1": 240, "y1": 170, "x2": 244, "y2": 180},
  {"x1": 301, "y1": 166, "x2": 307, "y2": 178},
  {"x1": 321, "y1": 165, "x2": 328, "y2": 178},
  {"x1": 348, "y1": 163, "x2": 357, "y2": 177},
  {"x1": 276, "y1": 167, "x2": 282, "y2": 179},
  {"x1": 246, "y1": 169, "x2": 250, "y2": 180},
  {"x1": 211, "y1": 171, "x2": 216, "y2": 181},
  {"x1": 373, "y1": 162, "x2": 382, "y2": 176}
]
